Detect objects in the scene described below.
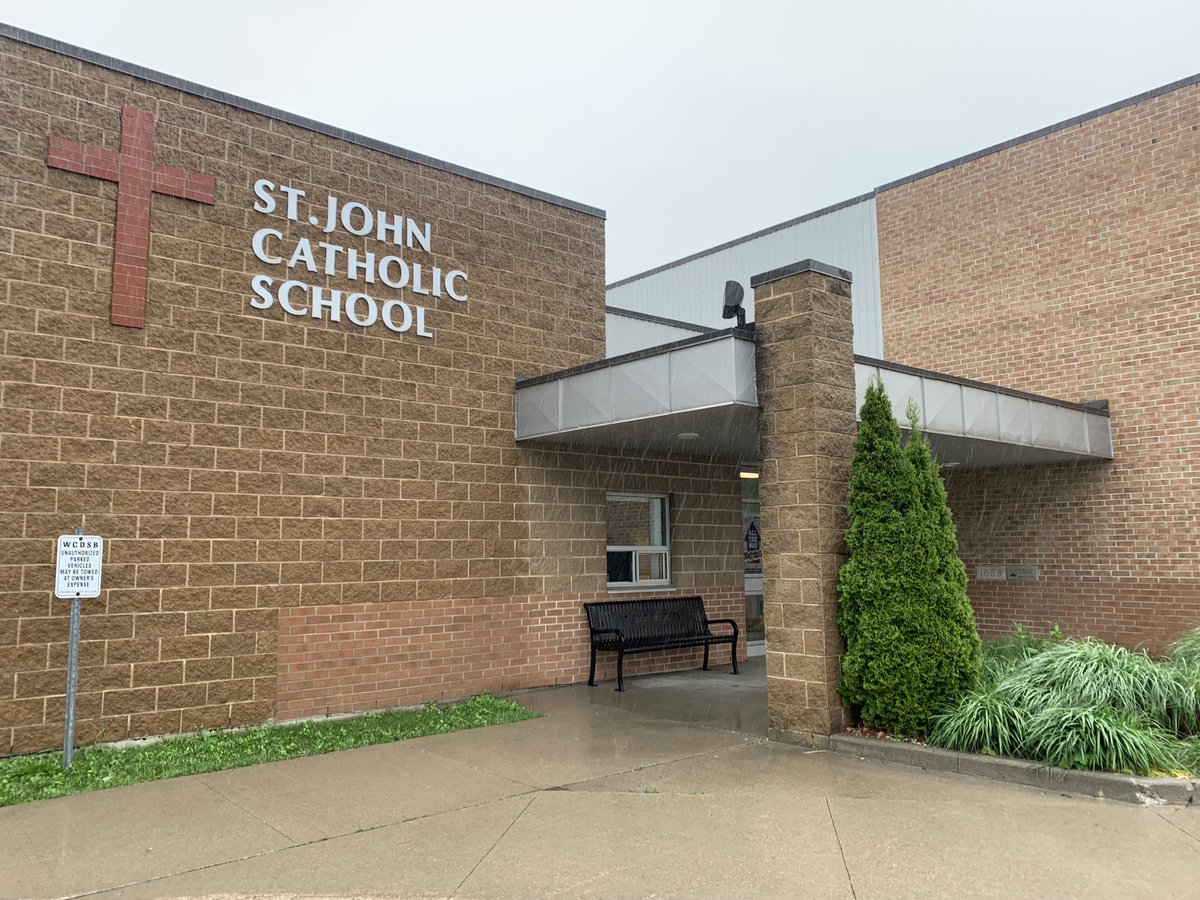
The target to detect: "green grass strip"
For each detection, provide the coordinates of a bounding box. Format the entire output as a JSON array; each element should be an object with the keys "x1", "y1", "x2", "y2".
[{"x1": 0, "y1": 694, "x2": 539, "y2": 807}]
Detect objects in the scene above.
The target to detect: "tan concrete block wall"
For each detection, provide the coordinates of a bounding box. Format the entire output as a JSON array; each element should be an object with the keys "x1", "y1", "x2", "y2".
[
  {"x1": 519, "y1": 449, "x2": 745, "y2": 598},
  {"x1": 0, "y1": 35, "x2": 632, "y2": 754},
  {"x1": 755, "y1": 267, "x2": 856, "y2": 745},
  {"x1": 875, "y1": 83, "x2": 1200, "y2": 651}
]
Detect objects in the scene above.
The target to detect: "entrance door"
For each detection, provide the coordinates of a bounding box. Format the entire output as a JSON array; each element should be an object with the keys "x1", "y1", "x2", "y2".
[{"x1": 741, "y1": 472, "x2": 764, "y2": 647}]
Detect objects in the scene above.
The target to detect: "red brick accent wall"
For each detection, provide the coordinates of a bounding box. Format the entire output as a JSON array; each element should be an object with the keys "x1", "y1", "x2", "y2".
[
  {"x1": 876, "y1": 84, "x2": 1200, "y2": 652},
  {"x1": 276, "y1": 589, "x2": 745, "y2": 720}
]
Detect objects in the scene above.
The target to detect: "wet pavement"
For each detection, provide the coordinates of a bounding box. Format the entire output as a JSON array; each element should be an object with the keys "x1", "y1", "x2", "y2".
[{"x1": 2, "y1": 659, "x2": 1197, "y2": 899}]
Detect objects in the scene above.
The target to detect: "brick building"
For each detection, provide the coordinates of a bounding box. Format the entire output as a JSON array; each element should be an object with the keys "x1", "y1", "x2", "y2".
[
  {"x1": 1, "y1": 22, "x2": 1196, "y2": 755},
  {"x1": 609, "y1": 72, "x2": 1199, "y2": 664},
  {"x1": 0, "y1": 26, "x2": 745, "y2": 756},
  {"x1": 874, "y1": 84, "x2": 1199, "y2": 651}
]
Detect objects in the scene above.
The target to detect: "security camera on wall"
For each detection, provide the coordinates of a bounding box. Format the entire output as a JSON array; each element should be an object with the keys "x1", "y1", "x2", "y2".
[{"x1": 722, "y1": 280, "x2": 746, "y2": 328}]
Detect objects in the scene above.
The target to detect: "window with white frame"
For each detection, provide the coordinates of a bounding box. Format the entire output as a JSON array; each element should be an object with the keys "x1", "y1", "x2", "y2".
[{"x1": 605, "y1": 493, "x2": 670, "y2": 587}]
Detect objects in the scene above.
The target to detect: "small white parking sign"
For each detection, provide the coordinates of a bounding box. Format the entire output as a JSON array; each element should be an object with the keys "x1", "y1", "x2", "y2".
[{"x1": 55, "y1": 534, "x2": 104, "y2": 599}]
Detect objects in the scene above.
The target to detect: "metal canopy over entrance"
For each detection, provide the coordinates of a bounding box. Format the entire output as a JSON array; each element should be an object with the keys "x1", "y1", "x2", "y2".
[
  {"x1": 855, "y1": 357, "x2": 1113, "y2": 469},
  {"x1": 516, "y1": 330, "x2": 759, "y2": 459},
  {"x1": 515, "y1": 332, "x2": 1113, "y2": 470}
]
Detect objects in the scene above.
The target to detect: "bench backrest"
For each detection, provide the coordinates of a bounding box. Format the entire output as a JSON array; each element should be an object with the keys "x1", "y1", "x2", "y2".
[{"x1": 584, "y1": 597, "x2": 711, "y2": 643}]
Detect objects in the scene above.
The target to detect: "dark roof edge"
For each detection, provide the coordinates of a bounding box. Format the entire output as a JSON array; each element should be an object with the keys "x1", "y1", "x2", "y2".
[
  {"x1": 605, "y1": 305, "x2": 715, "y2": 334},
  {"x1": 517, "y1": 328, "x2": 754, "y2": 387},
  {"x1": 856, "y1": 355, "x2": 1111, "y2": 417},
  {"x1": 0, "y1": 23, "x2": 606, "y2": 220},
  {"x1": 605, "y1": 191, "x2": 876, "y2": 290},
  {"x1": 877, "y1": 70, "x2": 1200, "y2": 193},
  {"x1": 751, "y1": 259, "x2": 852, "y2": 288}
]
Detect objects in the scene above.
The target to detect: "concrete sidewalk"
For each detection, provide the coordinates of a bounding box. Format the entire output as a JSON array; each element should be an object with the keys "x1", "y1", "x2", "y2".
[{"x1": 2, "y1": 666, "x2": 1197, "y2": 899}]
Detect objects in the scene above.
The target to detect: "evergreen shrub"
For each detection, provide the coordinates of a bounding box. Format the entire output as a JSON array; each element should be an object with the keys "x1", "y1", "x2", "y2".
[{"x1": 837, "y1": 379, "x2": 981, "y2": 735}]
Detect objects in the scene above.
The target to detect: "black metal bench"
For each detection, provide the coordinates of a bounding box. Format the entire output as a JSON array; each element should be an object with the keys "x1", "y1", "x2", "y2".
[{"x1": 584, "y1": 596, "x2": 739, "y2": 691}]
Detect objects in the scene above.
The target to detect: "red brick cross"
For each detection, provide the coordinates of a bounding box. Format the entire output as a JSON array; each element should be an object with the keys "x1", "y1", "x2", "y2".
[{"x1": 46, "y1": 106, "x2": 216, "y2": 328}]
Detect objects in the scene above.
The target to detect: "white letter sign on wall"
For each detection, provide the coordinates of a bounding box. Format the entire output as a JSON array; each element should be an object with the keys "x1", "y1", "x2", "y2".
[{"x1": 247, "y1": 179, "x2": 470, "y2": 339}]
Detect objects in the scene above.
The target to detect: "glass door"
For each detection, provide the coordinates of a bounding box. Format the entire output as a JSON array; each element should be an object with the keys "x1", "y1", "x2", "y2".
[{"x1": 741, "y1": 472, "x2": 764, "y2": 647}]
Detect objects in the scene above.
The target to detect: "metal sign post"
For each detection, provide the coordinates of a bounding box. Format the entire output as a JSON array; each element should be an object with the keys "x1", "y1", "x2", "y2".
[
  {"x1": 55, "y1": 527, "x2": 103, "y2": 770},
  {"x1": 63, "y1": 589, "x2": 82, "y2": 769}
]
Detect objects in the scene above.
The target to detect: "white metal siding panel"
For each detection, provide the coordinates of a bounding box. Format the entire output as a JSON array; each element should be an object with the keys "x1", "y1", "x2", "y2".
[
  {"x1": 604, "y1": 314, "x2": 707, "y2": 356},
  {"x1": 606, "y1": 197, "x2": 883, "y2": 357}
]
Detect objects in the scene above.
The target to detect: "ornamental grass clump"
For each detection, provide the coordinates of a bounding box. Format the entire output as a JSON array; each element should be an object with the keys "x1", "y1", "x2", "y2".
[
  {"x1": 1022, "y1": 706, "x2": 1179, "y2": 776},
  {"x1": 1167, "y1": 624, "x2": 1200, "y2": 665},
  {"x1": 980, "y1": 630, "x2": 1046, "y2": 687},
  {"x1": 1000, "y1": 638, "x2": 1200, "y2": 736},
  {"x1": 927, "y1": 686, "x2": 1030, "y2": 757},
  {"x1": 1179, "y1": 737, "x2": 1200, "y2": 775},
  {"x1": 929, "y1": 624, "x2": 1200, "y2": 776}
]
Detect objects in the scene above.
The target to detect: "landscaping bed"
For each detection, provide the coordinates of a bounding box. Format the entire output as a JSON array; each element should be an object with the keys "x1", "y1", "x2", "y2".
[
  {"x1": 833, "y1": 628, "x2": 1200, "y2": 804},
  {"x1": 834, "y1": 378, "x2": 1199, "y2": 796}
]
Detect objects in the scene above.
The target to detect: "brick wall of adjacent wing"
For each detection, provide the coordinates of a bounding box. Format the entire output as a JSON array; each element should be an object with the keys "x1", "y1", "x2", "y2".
[{"x1": 875, "y1": 82, "x2": 1200, "y2": 651}]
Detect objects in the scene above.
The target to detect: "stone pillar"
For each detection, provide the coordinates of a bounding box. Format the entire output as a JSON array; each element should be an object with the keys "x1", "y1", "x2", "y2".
[{"x1": 753, "y1": 260, "x2": 857, "y2": 747}]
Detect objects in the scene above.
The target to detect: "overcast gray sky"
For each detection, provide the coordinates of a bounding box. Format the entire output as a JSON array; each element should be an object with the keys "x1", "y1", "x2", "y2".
[{"x1": 6, "y1": 1, "x2": 1199, "y2": 282}]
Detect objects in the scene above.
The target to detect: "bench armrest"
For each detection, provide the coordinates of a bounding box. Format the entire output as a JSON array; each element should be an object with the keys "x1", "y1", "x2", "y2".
[
  {"x1": 590, "y1": 627, "x2": 625, "y2": 643},
  {"x1": 705, "y1": 618, "x2": 739, "y2": 637}
]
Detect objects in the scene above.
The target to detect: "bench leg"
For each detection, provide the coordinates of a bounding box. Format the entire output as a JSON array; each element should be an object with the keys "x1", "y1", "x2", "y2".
[
  {"x1": 731, "y1": 640, "x2": 739, "y2": 675},
  {"x1": 702, "y1": 644, "x2": 711, "y2": 671},
  {"x1": 616, "y1": 649, "x2": 625, "y2": 691},
  {"x1": 588, "y1": 645, "x2": 598, "y2": 686}
]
